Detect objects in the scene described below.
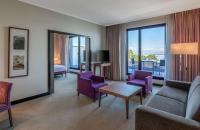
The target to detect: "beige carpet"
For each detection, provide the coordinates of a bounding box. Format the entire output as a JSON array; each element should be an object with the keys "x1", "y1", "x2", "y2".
[{"x1": 0, "y1": 73, "x2": 159, "y2": 130}]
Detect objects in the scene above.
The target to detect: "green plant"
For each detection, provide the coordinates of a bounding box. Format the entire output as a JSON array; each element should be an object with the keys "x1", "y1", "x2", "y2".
[
  {"x1": 128, "y1": 50, "x2": 137, "y2": 60},
  {"x1": 145, "y1": 54, "x2": 158, "y2": 61}
]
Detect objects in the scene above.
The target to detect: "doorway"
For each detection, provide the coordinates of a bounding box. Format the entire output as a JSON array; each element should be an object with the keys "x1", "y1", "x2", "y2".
[{"x1": 48, "y1": 30, "x2": 91, "y2": 94}]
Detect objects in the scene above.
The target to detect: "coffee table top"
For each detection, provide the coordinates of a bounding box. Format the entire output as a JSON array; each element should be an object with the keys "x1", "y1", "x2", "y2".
[{"x1": 99, "y1": 82, "x2": 142, "y2": 99}]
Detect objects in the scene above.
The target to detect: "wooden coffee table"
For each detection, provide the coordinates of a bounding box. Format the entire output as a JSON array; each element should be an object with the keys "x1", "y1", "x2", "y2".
[{"x1": 98, "y1": 83, "x2": 142, "y2": 119}]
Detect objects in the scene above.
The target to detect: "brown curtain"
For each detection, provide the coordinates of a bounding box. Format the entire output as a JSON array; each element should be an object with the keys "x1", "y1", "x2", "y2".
[
  {"x1": 172, "y1": 9, "x2": 200, "y2": 82},
  {"x1": 54, "y1": 33, "x2": 67, "y2": 65},
  {"x1": 106, "y1": 25, "x2": 121, "y2": 80}
]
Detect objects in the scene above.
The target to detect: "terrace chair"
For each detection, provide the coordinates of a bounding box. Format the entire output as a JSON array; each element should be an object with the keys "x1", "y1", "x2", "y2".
[
  {"x1": 131, "y1": 58, "x2": 135, "y2": 71},
  {"x1": 159, "y1": 59, "x2": 165, "y2": 76},
  {"x1": 127, "y1": 70, "x2": 153, "y2": 97},
  {"x1": 0, "y1": 81, "x2": 13, "y2": 127},
  {"x1": 77, "y1": 71, "x2": 107, "y2": 101}
]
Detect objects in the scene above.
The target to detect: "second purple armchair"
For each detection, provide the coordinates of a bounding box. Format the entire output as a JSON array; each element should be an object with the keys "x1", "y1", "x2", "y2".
[
  {"x1": 127, "y1": 70, "x2": 153, "y2": 96},
  {"x1": 0, "y1": 81, "x2": 13, "y2": 127},
  {"x1": 77, "y1": 71, "x2": 107, "y2": 101}
]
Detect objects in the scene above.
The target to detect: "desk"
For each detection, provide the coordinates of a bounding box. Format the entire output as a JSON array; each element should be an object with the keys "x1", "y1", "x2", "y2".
[
  {"x1": 94, "y1": 62, "x2": 111, "y2": 77},
  {"x1": 80, "y1": 62, "x2": 111, "y2": 77}
]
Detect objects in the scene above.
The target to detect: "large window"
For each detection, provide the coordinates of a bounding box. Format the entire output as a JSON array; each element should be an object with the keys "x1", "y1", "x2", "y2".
[
  {"x1": 69, "y1": 36, "x2": 86, "y2": 69},
  {"x1": 127, "y1": 24, "x2": 166, "y2": 78}
]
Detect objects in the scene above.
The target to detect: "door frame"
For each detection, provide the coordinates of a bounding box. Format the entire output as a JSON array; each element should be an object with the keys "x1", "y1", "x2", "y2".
[{"x1": 47, "y1": 30, "x2": 91, "y2": 94}]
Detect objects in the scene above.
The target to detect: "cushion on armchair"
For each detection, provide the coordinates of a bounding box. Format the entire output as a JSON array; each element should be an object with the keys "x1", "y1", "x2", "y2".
[
  {"x1": 0, "y1": 87, "x2": 6, "y2": 104},
  {"x1": 135, "y1": 70, "x2": 152, "y2": 80},
  {"x1": 92, "y1": 82, "x2": 107, "y2": 89},
  {"x1": 127, "y1": 79, "x2": 145, "y2": 86},
  {"x1": 0, "y1": 83, "x2": 11, "y2": 104},
  {"x1": 79, "y1": 71, "x2": 93, "y2": 79}
]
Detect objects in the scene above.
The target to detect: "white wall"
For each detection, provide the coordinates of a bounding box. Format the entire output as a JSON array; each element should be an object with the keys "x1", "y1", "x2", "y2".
[{"x1": 0, "y1": 0, "x2": 105, "y2": 101}]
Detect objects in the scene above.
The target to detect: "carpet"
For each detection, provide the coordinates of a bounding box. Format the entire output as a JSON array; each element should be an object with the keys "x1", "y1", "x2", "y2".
[{"x1": 0, "y1": 73, "x2": 158, "y2": 130}]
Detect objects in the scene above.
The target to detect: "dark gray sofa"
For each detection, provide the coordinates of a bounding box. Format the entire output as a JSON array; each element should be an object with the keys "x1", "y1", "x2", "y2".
[{"x1": 135, "y1": 76, "x2": 200, "y2": 130}]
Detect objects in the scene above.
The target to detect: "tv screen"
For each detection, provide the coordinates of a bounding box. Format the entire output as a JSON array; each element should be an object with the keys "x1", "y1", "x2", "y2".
[{"x1": 98, "y1": 50, "x2": 110, "y2": 63}]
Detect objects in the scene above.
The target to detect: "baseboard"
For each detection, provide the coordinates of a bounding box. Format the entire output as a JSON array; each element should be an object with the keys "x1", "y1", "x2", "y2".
[
  {"x1": 153, "y1": 83, "x2": 163, "y2": 86},
  {"x1": 11, "y1": 92, "x2": 50, "y2": 105}
]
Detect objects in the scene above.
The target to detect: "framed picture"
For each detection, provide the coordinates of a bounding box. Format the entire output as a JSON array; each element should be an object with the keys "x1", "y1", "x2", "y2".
[{"x1": 8, "y1": 27, "x2": 29, "y2": 78}]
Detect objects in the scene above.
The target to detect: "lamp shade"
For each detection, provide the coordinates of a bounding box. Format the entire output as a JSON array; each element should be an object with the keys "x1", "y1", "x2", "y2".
[
  {"x1": 171, "y1": 42, "x2": 199, "y2": 55},
  {"x1": 54, "y1": 57, "x2": 60, "y2": 64}
]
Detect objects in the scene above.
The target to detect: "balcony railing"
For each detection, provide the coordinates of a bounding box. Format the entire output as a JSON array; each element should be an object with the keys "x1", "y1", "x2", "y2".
[{"x1": 128, "y1": 55, "x2": 165, "y2": 77}]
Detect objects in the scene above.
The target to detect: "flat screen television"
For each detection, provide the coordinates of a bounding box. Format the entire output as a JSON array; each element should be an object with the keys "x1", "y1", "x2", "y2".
[{"x1": 98, "y1": 50, "x2": 110, "y2": 63}]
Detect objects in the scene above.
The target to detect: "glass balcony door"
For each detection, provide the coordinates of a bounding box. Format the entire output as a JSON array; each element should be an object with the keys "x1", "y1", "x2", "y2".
[
  {"x1": 141, "y1": 26, "x2": 165, "y2": 77},
  {"x1": 127, "y1": 24, "x2": 166, "y2": 78},
  {"x1": 69, "y1": 36, "x2": 79, "y2": 69},
  {"x1": 69, "y1": 36, "x2": 86, "y2": 70},
  {"x1": 127, "y1": 29, "x2": 139, "y2": 74}
]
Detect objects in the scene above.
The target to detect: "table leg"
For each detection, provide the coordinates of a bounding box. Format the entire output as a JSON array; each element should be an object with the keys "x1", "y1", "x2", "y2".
[
  {"x1": 93, "y1": 65, "x2": 96, "y2": 74},
  {"x1": 80, "y1": 64, "x2": 82, "y2": 72},
  {"x1": 99, "y1": 92, "x2": 102, "y2": 107},
  {"x1": 125, "y1": 99, "x2": 129, "y2": 119},
  {"x1": 99, "y1": 65, "x2": 102, "y2": 76},
  {"x1": 140, "y1": 91, "x2": 143, "y2": 105},
  {"x1": 101, "y1": 65, "x2": 104, "y2": 77}
]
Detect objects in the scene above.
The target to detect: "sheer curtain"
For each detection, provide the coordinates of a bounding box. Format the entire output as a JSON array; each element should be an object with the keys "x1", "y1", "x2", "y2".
[
  {"x1": 54, "y1": 33, "x2": 69, "y2": 69},
  {"x1": 165, "y1": 15, "x2": 174, "y2": 80}
]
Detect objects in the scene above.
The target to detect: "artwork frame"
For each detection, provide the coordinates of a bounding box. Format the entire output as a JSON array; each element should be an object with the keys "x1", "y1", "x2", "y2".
[{"x1": 8, "y1": 27, "x2": 29, "y2": 78}]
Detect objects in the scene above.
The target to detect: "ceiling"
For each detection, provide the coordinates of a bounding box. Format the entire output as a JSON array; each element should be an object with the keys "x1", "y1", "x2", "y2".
[{"x1": 19, "y1": 0, "x2": 200, "y2": 26}]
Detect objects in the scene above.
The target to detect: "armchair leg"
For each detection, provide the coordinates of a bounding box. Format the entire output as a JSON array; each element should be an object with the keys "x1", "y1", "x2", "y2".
[
  {"x1": 93, "y1": 89, "x2": 96, "y2": 102},
  {"x1": 8, "y1": 109, "x2": 13, "y2": 127}
]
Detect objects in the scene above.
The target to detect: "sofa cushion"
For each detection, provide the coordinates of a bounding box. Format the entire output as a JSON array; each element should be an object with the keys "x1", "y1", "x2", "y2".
[
  {"x1": 156, "y1": 86, "x2": 188, "y2": 103},
  {"x1": 188, "y1": 76, "x2": 200, "y2": 101},
  {"x1": 127, "y1": 79, "x2": 145, "y2": 86},
  {"x1": 147, "y1": 95, "x2": 186, "y2": 117},
  {"x1": 186, "y1": 83, "x2": 200, "y2": 122}
]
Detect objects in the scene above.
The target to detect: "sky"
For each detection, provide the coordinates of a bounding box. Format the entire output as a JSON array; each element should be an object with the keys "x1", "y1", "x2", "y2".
[{"x1": 128, "y1": 26, "x2": 165, "y2": 57}]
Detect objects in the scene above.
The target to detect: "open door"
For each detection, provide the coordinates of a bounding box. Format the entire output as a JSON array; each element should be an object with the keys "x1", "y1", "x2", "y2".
[{"x1": 48, "y1": 30, "x2": 91, "y2": 94}]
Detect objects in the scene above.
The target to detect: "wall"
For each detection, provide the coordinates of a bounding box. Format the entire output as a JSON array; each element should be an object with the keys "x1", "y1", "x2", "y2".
[{"x1": 0, "y1": 0, "x2": 105, "y2": 101}]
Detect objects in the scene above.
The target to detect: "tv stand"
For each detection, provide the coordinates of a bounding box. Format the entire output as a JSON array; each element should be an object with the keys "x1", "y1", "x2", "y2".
[
  {"x1": 94, "y1": 62, "x2": 111, "y2": 77},
  {"x1": 80, "y1": 62, "x2": 111, "y2": 77}
]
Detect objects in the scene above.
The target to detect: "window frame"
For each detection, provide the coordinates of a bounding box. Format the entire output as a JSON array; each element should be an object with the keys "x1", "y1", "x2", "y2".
[
  {"x1": 69, "y1": 36, "x2": 87, "y2": 70},
  {"x1": 126, "y1": 23, "x2": 166, "y2": 80}
]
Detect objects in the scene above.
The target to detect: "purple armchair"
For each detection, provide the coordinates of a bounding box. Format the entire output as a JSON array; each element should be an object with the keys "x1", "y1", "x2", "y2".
[
  {"x1": 127, "y1": 70, "x2": 152, "y2": 96},
  {"x1": 77, "y1": 71, "x2": 107, "y2": 101},
  {"x1": 0, "y1": 81, "x2": 13, "y2": 127}
]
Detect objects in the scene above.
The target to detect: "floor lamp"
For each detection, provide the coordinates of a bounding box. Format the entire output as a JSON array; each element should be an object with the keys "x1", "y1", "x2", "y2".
[{"x1": 171, "y1": 42, "x2": 199, "y2": 81}]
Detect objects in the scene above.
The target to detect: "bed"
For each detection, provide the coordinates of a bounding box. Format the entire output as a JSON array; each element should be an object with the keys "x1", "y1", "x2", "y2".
[{"x1": 54, "y1": 65, "x2": 67, "y2": 77}]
